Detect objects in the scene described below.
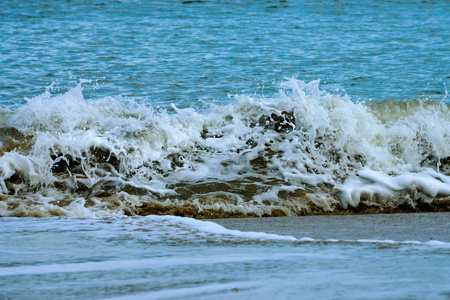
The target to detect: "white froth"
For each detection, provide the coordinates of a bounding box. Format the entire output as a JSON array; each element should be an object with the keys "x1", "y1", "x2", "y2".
[
  {"x1": 151, "y1": 215, "x2": 297, "y2": 241},
  {"x1": 0, "y1": 79, "x2": 449, "y2": 216},
  {"x1": 339, "y1": 168, "x2": 450, "y2": 208}
]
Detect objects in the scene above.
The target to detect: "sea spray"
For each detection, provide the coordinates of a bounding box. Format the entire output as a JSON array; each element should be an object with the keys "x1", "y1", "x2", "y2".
[{"x1": 0, "y1": 79, "x2": 449, "y2": 217}]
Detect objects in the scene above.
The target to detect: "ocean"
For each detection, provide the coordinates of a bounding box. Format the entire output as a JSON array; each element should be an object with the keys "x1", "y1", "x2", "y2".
[{"x1": 0, "y1": 0, "x2": 449, "y2": 298}]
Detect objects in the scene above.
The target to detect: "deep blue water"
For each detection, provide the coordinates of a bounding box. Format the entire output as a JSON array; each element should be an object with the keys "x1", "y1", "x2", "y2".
[{"x1": 1, "y1": 0, "x2": 449, "y2": 107}]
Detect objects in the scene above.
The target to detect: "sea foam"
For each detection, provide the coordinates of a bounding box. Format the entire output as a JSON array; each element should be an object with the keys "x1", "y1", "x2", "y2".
[{"x1": 0, "y1": 79, "x2": 449, "y2": 217}]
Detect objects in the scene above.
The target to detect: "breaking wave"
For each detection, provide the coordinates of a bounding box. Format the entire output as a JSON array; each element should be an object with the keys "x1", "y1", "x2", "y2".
[{"x1": 1, "y1": 79, "x2": 449, "y2": 217}]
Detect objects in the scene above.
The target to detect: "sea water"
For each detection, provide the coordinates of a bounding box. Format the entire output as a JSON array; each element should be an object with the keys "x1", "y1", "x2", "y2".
[
  {"x1": 0, "y1": 0, "x2": 449, "y2": 298},
  {"x1": 1, "y1": 215, "x2": 449, "y2": 299}
]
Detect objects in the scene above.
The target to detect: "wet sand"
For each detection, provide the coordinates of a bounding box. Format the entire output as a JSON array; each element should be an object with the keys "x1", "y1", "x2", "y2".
[{"x1": 210, "y1": 212, "x2": 450, "y2": 242}]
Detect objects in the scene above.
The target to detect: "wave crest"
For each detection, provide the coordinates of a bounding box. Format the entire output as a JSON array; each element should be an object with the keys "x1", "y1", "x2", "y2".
[{"x1": 1, "y1": 79, "x2": 449, "y2": 217}]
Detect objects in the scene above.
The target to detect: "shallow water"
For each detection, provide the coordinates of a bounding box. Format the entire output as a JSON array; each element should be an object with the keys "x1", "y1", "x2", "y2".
[{"x1": 0, "y1": 215, "x2": 449, "y2": 299}]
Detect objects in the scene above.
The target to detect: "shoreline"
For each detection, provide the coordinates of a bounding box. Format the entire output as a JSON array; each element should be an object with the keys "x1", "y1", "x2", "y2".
[
  {"x1": 132, "y1": 198, "x2": 450, "y2": 219},
  {"x1": 1, "y1": 196, "x2": 449, "y2": 218},
  {"x1": 209, "y1": 212, "x2": 450, "y2": 242}
]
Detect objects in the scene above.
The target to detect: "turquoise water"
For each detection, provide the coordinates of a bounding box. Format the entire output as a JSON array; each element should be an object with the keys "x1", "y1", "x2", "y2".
[
  {"x1": 1, "y1": 1, "x2": 450, "y2": 298},
  {"x1": 1, "y1": 0, "x2": 449, "y2": 107}
]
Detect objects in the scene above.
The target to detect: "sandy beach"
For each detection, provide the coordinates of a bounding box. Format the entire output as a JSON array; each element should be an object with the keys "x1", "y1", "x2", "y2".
[{"x1": 210, "y1": 212, "x2": 450, "y2": 242}]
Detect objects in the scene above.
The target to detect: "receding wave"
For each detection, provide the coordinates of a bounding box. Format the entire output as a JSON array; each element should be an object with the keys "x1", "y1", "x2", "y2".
[{"x1": 1, "y1": 79, "x2": 449, "y2": 217}]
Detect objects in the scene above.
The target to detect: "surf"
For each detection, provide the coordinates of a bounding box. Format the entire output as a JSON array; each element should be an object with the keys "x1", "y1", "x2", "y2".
[{"x1": 0, "y1": 79, "x2": 449, "y2": 217}]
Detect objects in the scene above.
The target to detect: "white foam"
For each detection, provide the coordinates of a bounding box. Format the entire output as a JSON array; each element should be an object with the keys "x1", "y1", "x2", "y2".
[
  {"x1": 339, "y1": 168, "x2": 450, "y2": 208},
  {"x1": 146, "y1": 215, "x2": 297, "y2": 241},
  {"x1": 0, "y1": 79, "x2": 449, "y2": 216}
]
